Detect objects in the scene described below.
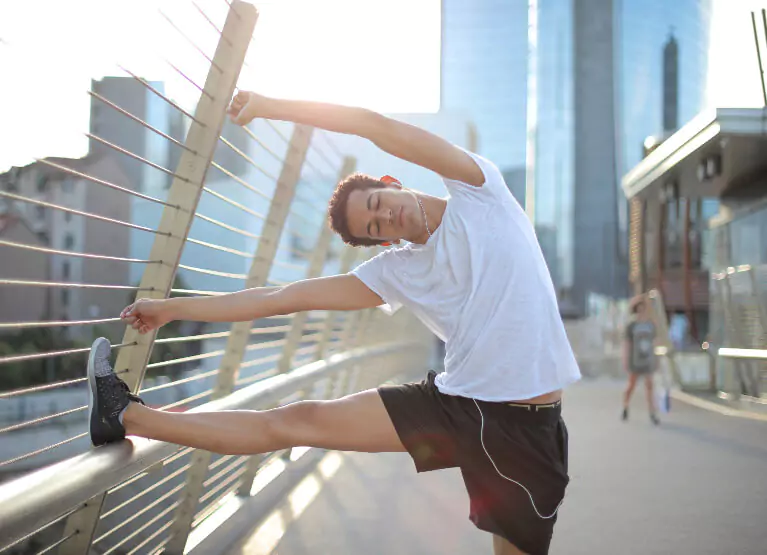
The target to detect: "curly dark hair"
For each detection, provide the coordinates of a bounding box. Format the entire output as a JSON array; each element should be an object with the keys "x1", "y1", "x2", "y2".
[{"x1": 327, "y1": 172, "x2": 387, "y2": 247}]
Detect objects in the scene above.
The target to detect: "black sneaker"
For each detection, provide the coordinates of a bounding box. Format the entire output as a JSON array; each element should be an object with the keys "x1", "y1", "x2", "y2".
[
  {"x1": 87, "y1": 337, "x2": 145, "y2": 447},
  {"x1": 650, "y1": 413, "x2": 660, "y2": 426},
  {"x1": 621, "y1": 408, "x2": 629, "y2": 421}
]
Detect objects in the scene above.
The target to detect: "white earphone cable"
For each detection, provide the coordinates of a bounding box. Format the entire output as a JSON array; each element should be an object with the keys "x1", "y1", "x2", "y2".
[{"x1": 473, "y1": 398, "x2": 564, "y2": 520}]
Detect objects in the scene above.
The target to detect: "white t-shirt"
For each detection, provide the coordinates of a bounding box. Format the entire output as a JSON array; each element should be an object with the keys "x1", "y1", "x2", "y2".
[{"x1": 351, "y1": 150, "x2": 581, "y2": 401}]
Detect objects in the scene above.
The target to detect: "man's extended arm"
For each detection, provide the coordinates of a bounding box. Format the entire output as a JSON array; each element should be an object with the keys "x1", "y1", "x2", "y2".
[
  {"x1": 229, "y1": 92, "x2": 485, "y2": 186},
  {"x1": 122, "y1": 275, "x2": 382, "y2": 334}
]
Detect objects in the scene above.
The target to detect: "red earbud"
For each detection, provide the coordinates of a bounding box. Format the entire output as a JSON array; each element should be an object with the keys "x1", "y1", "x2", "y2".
[{"x1": 380, "y1": 175, "x2": 402, "y2": 186}]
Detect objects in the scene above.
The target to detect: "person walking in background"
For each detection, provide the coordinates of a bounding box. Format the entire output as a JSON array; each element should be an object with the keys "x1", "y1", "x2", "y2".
[{"x1": 622, "y1": 295, "x2": 660, "y2": 425}]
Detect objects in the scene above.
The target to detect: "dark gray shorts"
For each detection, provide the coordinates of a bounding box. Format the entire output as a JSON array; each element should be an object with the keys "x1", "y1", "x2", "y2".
[
  {"x1": 629, "y1": 365, "x2": 655, "y2": 376},
  {"x1": 378, "y1": 371, "x2": 569, "y2": 555}
]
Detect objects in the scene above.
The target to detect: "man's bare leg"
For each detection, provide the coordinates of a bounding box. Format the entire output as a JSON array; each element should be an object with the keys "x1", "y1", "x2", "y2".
[
  {"x1": 493, "y1": 535, "x2": 527, "y2": 555},
  {"x1": 644, "y1": 374, "x2": 656, "y2": 413},
  {"x1": 123, "y1": 389, "x2": 406, "y2": 455},
  {"x1": 623, "y1": 372, "x2": 638, "y2": 408}
]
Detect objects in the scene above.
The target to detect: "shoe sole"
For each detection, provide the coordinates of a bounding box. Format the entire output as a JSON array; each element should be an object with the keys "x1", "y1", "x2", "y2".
[{"x1": 87, "y1": 337, "x2": 109, "y2": 447}]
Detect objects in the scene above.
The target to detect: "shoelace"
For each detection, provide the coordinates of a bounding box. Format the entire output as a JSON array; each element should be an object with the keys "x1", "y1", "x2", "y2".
[
  {"x1": 128, "y1": 392, "x2": 145, "y2": 405},
  {"x1": 117, "y1": 381, "x2": 146, "y2": 405}
]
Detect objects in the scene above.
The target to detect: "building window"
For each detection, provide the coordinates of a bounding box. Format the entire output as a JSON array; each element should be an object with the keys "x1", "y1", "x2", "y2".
[
  {"x1": 663, "y1": 199, "x2": 682, "y2": 269},
  {"x1": 37, "y1": 231, "x2": 49, "y2": 244},
  {"x1": 62, "y1": 261, "x2": 71, "y2": 280},
  {"x1": 65, "y1": 234, "x2": 75, "y2": 250},
  {"x1": 61, "y1": 289, "x2": 70, "y2": 306},
  {"x1": 37, "y1": 175, "x2": 49, "y2": 194},
  {"x1": 35, "y1": 205, "x2": 46, "y2": 221},
  {"x1": 64, "y1": 211, "x2": 72, "y2": 223},
  {"x1": 62, "y1": 178, "x2": 74, "y2": 194}
]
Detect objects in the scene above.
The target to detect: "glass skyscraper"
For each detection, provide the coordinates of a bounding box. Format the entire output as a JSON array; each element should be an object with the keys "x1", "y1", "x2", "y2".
[
  {"x1": 526, "y1": 0, "x2": 574, "y2": 301},
  {"x1": 441, "y1": 0, "x2": 529, "y2": 171},
  {"x1": 527, "y1": 0, "x2": 712, "y2": 313},
  {"x1": 619, "y1": 0, "x2": 712, "y2": 177}
]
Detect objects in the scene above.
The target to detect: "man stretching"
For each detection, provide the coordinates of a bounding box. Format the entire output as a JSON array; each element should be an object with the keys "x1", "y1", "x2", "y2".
[{"x1": 88, "y1": 91, "x2": 581, "y2": 554}]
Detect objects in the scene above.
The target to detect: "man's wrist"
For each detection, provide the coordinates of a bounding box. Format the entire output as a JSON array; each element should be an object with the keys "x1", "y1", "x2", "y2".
[
  {"x1": 259, "y1": 95, "x2": 286, "y2": 121},
  {"x1": 164, "y1": 297, "x2": 184, "y2": 321}
]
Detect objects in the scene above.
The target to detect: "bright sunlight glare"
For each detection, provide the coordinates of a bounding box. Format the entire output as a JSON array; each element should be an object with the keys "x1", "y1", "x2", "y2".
[{"x1": 0, "y1": 0, "x2": 440, "y2": 171}]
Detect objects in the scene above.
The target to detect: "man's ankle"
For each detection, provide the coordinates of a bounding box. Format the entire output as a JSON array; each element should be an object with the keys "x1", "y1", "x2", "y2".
[{"x1": 120, "y1": 401, "x2": 141, "y2": 433}]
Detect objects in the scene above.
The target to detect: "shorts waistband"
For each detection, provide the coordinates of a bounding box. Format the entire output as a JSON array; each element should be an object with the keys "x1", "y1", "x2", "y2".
[
  {"x1": 470, "y1": 397, "x2": 562, "y2": 425},
  {"x1": 505, "y1": 400, "x2": 562, "y2": 411}
]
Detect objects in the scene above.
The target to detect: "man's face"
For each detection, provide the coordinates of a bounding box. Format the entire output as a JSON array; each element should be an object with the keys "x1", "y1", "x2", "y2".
[{"x1": 345, "y1": 184, "x2": 421, "y2": 244}]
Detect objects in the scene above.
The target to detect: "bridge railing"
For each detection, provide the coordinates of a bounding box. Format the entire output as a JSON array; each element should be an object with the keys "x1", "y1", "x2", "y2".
[
  {"x1": 709, "y1": 265, "x2": 767, "y2": 400},
  {"x1": 646, "y1": 270, "x2": 767, "y2": 401},
  {"x1": 0, "y1": 2, "x2": 431, "y2": 553}
]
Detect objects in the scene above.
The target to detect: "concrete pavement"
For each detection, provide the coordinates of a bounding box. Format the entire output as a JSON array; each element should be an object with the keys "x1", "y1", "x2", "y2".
[{"x1": 225, "y1": 378, "x2": 767, "y2": 555}]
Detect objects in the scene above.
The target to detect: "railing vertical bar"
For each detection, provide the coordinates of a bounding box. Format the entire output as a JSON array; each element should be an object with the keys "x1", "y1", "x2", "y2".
[{"x1": 57, "y1": 493, "x2": 106, "y2": 555}]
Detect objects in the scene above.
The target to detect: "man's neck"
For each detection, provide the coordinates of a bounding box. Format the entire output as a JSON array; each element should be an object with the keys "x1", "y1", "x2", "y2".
[{"x1": 410, "y1": 194, "x2": 447, "y2": 244}]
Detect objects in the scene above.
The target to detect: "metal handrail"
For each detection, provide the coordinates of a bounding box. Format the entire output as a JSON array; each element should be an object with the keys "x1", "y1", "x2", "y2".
[
  {"x1": 718, "y1": 347, "x2": 767, "y2": 360},
  {"x1": 0, "y1": 342, "x2": 419, "y2": 550}
]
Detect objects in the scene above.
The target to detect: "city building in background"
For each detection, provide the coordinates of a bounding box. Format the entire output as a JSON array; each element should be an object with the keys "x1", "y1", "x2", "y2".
[
  {"x1": 0, "y1": 154, "x2": 134, "y2": 333},
  {"x1": 622, "y1": 107, "x2": 766, "y2": 357},
  {"x1": 572, "y1": 0, "x2": 623, "y2": 314},
  {"x1": 502, "y1": 168, "x2": 526, "y2": 206},
  {"x1": 620, "y1": 0, "x2": 712, "y2": 179},
  {"x1": 525, "y1": 0, "x2": 574, "y2": 308},
  {"x1": 440, "y1": 0, "x2": 528, "y2": 171},
  {"x1": 527, "y1": 0, "x2": 712, "y2": 316},
  {"x1": 90, "y1": 77, "x2": 184, "y2": 196},
  {"x1": 0, "y1": 211, "x2": 48, "y2": 324}
]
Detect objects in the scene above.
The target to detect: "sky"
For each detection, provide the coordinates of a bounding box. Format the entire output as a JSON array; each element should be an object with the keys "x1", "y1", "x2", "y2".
[
  {"x1": 0, "y1": 0, "x2": 441, "y2": 172},
  {"x1": 0, "y1": 0, "x2": 764, "y2": 172},
  {"x1": 706, "y1": 0, "x2": 767, "y2": 107}
]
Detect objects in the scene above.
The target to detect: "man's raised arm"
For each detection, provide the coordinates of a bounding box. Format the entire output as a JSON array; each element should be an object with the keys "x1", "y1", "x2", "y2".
[
  {"x1": 121, "y1": 275, "x2": 382, "y2": 334},
  {"x1": 228, "y1": 92, "x2": 484, "y2": 187}
]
